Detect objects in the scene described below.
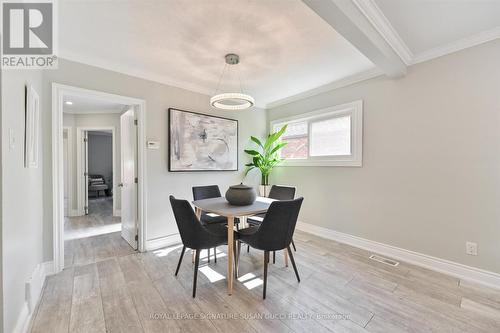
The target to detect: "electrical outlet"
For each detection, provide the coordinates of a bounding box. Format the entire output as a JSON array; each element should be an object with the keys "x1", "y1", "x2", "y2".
[{"x1": 466, "y1": 241, "x2": 478, "y2": 256}]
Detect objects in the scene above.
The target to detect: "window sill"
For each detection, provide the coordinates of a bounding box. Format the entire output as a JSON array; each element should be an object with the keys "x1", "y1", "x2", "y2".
[{"x1": 277, "y1": 158, "x2": 362, "y2": 167}]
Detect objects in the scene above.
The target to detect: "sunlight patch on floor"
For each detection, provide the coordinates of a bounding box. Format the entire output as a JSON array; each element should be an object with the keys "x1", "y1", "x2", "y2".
[
  {"x1": 199, "y1": 265, "x2": 226, "y2": 282},
  {"x1": 238, "y1": 272, "x2": 263, "y2": 289},
  {"x1": 64, "y1": 223, "x2": 121, "y2": 240},
  {"x1": 153, "y1": 244, "x2": 183, "y2": 257}
]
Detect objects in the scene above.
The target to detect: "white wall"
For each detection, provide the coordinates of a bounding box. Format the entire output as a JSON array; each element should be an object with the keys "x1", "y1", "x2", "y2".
[
  {"x1": 42, "y1": 59, "x2": 267, "y2": 259},
  {"x1": 63, "y1": 112, "x2": 122, "y2": 213},
  {"x1": 1, "y1": 69, "x2": 45, "y2": 333},
  {"x1": 268, "y1": 39, "x2": 500, "y2": 274}
]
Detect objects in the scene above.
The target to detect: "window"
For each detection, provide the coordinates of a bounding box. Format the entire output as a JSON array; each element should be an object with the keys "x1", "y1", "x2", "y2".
[{"x1": 271, "y1": 100, "x2": 362, "y2": 167}]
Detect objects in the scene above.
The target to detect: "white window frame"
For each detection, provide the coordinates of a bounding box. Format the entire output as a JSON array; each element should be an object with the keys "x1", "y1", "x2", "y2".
[{"x1": 270, "y1": 100, "x2": 363, "y2": 167}]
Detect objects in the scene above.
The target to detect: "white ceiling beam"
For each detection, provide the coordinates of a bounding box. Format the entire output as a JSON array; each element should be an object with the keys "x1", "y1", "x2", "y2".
[{"x1": 302, "y1": 0, "x2": 407, "y2": 78}]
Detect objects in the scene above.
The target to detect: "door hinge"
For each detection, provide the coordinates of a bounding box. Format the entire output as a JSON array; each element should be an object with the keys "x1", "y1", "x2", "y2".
[
  {"x1": 134, "y1": 119, "x2": 138, "y2": 126},
  {"x1": 134, "y1": 177, "x2": 138, "y2": 184},
  {"x1": 135, "y1": 234, "x2": 139, "y2": 241},
  {"x1": 84, "y1": 172, "x2": 88, "y2": 176},
  {"x1": 83, "y1": 138, "x2": 88, "y2": 142}
]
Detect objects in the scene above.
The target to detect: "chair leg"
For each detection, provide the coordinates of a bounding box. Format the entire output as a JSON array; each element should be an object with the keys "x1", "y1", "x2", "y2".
[
  {"x1": 272, "y1": 251, "x2": 276, "y2": 264},
  {"x1": 193, "y1": 250, "x2": 201, "y2": 298},
  {"x1": 214, "y1": 247, "x2": 217, "y2": 263},
  {"x1": 175, "y1": 246, "x2": 186, "y2": 276},
  {"x1": 208, "y1": 248, "x2": 211, "y2": 263},
  {"x1": 291, "y1": 239, "x2": 297, "y2": 252},
  {"x1": 237, "y1": 241, "x2": 241, "y2": 275},
  {"x1": 263, "y1": 251, "x2": 269, "y2": 299},
  {"x1": 247, "y1": 245, "x2": 250, "y2": 253},
  {"x1": 287, "y1": 246, "x2": 300, "y2": 282},
  {"x1": 233, "y1": 240, "x2": 240, "y2": 278}
]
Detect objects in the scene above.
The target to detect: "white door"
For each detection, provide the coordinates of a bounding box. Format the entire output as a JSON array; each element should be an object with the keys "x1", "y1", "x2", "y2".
[
  {"x1": 83, "y1": 131, "x2": 89, "y2": 215},
  {"x1": 63, "y1": 130, "x2": 69, "y2": 216},
  {"x1": 120, "y1": 108, "x2": 138, "y2": 249}
]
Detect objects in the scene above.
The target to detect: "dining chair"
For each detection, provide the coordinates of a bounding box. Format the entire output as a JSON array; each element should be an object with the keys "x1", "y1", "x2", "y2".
[
  {"x1": 192, "y1": 185, "x2": 227, "y2": 263},
  {"x1": 235, "y1": 197, "x2": 304, "y2": 299},
  {"x1": 169, "y1": 195, "x2": 228, "y2": 298},
  {"x1": 247, "y1": 185, "x2": 297, "y2": 261}
]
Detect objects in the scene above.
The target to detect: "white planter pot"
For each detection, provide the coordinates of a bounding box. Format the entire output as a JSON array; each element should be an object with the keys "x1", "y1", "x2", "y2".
[{"x1": 259, "y1": 185, "x2": 272, "y2": 197}]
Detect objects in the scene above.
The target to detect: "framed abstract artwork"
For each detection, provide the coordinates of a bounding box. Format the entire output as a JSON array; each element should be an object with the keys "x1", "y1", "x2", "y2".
[
  {"x1": 168, "y1": 108, "x2": 238, "y2": 172},
  {"x1": 25, "y1": 83, "x2": 40, "y2": 168}
]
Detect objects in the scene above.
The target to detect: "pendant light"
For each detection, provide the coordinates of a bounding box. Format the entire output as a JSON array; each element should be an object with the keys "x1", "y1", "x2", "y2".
[{"x1": 210, "y1": 53, "x2": 254, "y2": 110}]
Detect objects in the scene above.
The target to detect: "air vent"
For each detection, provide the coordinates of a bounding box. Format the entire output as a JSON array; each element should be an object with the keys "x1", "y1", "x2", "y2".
[{"x1": 369, "y1": 254, "x2": 399, "y2": 267}]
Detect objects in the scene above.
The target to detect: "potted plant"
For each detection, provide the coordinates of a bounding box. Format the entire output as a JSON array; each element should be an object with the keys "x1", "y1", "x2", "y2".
[{"x1": 244, "y1": 125, "x2": 288, "y2": 197}]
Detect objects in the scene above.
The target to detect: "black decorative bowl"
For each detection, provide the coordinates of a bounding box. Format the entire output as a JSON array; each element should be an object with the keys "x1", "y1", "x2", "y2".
[{"x1": 225, "y1": 183, "x2": 257, "y2": 206}]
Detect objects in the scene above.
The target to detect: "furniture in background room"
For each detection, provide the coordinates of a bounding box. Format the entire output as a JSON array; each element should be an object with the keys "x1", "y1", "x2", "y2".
[
  {"x1": 236, "y1": 197, "x2": 304, "y2": 298},
  {"x1": 88, "y1": 174, "x2": 110, "y2": 197}
]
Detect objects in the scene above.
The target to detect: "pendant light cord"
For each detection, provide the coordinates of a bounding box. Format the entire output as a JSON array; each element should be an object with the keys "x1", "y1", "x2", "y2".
[{"x1": 214, "y1": 63, "x2": 227, "y2": 95}]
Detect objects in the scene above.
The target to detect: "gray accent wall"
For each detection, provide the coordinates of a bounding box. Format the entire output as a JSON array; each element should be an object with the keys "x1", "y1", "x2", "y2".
[
  {"x1": 268, "y1": 39, "x2": 500, "y2": 274},
  {"x1": 87, "y1": 131, "x2": 113, "y2": 185}
]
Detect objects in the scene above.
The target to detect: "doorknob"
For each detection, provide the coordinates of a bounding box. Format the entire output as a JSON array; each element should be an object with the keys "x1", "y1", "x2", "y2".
[{"x1": 118, "y1": 183, "x2": 124, "y2": 187}]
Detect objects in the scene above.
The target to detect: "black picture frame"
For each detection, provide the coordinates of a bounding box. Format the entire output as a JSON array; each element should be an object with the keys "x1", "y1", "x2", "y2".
[{"x1": 168, "y1": 108, "x2": 238, "y2": 172}]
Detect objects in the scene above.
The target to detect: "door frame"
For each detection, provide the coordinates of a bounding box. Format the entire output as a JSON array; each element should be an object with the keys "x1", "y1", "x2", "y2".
[
  {"x1": 76, "y1": 126, "x2": 116, "y2": 216},
  {"x1": 52, "y1": 83, "x2": 147, "y2": 273},
  {"x1": 62, "y1": 126, "x2": 74, "y2": 216}
]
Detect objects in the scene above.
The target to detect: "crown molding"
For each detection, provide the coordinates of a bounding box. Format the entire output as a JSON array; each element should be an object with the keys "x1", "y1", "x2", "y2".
[
  {"x1": 411, "y1": 26, "x2": 500, "y2": 65},
  {"x1": 59, "y1": 48, "x2": 214, "y2": 97},
  {"x1": 59, "y1": 48, "x2": 267, "y2": 109},
  {"x1": 266, "y1": 67, "x2": 382, "y2": 109},
  {"x1": 352, "y1": 0, "x2": 413, "y2": 65},
  {"x1": 351, "y1": 0, "x2": 500, "y2": 66}
]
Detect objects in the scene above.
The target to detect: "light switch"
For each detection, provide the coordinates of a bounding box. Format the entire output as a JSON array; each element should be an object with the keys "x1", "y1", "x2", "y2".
[{"x1": 147, "y1": 141, "x2": 160, "y2": 150}]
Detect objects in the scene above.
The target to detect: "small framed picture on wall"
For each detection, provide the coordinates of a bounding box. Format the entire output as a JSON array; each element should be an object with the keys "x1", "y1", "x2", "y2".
[{"x1": 25, "y1": 83, "x2": 40, "y2": 168}]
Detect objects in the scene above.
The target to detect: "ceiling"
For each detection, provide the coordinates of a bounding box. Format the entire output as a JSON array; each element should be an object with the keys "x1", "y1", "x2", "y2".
[
  {"x1": 58, "y1": 0, "x2": 374, "y2": 108},
  {"x1": 375, "y1": 0, "x2": 500, "y2": 55},
  {"x1": 63, "y1": 94, "x2": 126, "y2": 114},
  {"x1": 58, "y1": 0, "x2": 500, "y2": 108}
]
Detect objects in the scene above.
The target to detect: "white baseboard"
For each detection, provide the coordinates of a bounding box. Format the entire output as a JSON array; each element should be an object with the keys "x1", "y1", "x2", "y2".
[
  {"x1": 296, "y1": 222, "x2": 500, "y2": 290},
  {"x1": 14, "y1": 261, "x2": 55, "y2": 333},
  {"x1": 146, "y1": 234, "x2": 182, "y2": 251},
  {"x1": 68, "y1": 209, "x2": 80, "y2": 217}
]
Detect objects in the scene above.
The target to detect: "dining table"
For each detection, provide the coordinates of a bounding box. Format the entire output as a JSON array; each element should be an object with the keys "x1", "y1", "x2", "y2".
[{"x1": 192, "y1": 196, "x2": 276, "y2": 295}]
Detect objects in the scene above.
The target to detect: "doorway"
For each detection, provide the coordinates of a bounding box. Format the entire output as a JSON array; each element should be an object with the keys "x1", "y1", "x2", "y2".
[
  {"x1": 66, "y1": 126, "x2": 119, "y2": 242},
  {"x1": 53, "y1": 84, "x2": 147, "y2": 273}
]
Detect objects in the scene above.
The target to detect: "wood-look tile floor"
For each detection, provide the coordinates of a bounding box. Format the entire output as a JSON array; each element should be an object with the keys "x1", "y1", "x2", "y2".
[
  {"x1": 64, "y1": 197, "x2": 128, "y2": 267},
  {"x1": 31, "y1": 231, "x2": 500, "y2": 332},
  {"x1": 65, "y1": 196, "x2": 120, "y2": 241}
]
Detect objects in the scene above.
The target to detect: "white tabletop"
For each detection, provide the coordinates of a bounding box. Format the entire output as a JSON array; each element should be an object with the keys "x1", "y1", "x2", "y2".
[{"x1": 192, "y1": 196, "x2": 275, "y2": 217}]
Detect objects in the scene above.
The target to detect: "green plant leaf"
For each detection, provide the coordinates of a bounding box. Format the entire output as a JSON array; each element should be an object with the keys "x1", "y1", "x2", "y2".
[
  {"x1": 250, "y1": 136, "x2": 263, "y2": 148},
  {"x1": 244, "y1": 149, "x2": 260, "y2": 156},
  {"x1": 269, "y1": 142, "x2": 287, "y2": 155},
  {"x1": 244, "y1": 166, "x2": 255, "y2": 176}
]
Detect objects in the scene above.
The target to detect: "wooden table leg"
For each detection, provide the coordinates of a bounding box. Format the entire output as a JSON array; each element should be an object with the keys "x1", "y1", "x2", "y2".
[
  {"x1": 194, "y1": 208, "x2": 202, "y2": 263},
  {"x1": 227, "y1": 216, "x2": 235, "y2": 295}
]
